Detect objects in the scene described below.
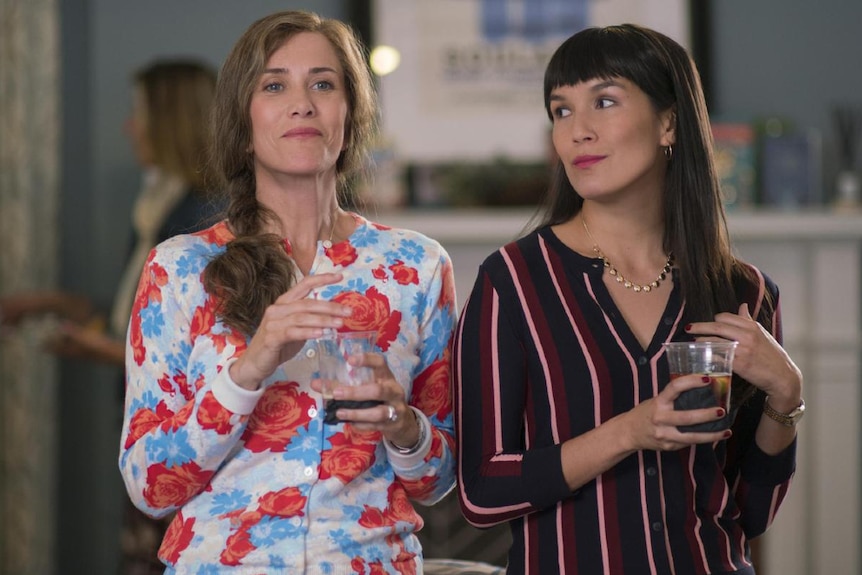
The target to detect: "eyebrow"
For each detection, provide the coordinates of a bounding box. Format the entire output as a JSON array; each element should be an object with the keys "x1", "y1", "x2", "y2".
[
  {"x1": 589, "y1": 79, "x2": 625, "y2": 91},
  {"x1": 548, "y1": 78, "x2": 626, "y2": 103},
  {"x1": 262, "y1": 66, "x2": 339, "y2": 75}
]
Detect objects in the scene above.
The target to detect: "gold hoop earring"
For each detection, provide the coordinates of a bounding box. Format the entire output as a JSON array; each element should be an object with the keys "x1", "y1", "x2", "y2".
[{"x1": 664, "y1": 145, "x2": 673, "y2": 161}]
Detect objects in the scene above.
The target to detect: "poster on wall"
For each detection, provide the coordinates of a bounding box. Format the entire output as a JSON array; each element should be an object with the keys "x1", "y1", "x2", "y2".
[{"x1": 374, "y1": 0, "x2": 690, "y2": 164}]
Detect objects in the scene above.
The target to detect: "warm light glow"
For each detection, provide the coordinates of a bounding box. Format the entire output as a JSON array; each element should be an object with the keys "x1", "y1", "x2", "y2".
[{"x1": 369, "y1": 45, "x2": 401, "y2": 76}]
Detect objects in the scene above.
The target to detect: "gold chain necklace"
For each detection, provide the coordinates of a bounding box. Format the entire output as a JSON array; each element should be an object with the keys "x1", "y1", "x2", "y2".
[
  {"x1": 581, "y1": 216, "x2": 672, "y2": 293},
  {"x1": 322, "y1": 210, "x2": 339, "y2": 249}
]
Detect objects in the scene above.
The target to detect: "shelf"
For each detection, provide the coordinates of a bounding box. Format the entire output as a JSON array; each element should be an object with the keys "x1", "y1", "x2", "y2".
[{"x1": 372, "y1": 207, "x2": 862, "y2": 244}]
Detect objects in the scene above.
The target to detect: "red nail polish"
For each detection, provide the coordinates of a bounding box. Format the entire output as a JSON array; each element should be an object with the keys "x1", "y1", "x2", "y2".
[
  {"x1": 716, "y1": 408, "x2": 725, "y2": 417},
  {"x1": 701, "y1": 376, "x2": 710, "y2": 383},
  {"x1": 684, "y1": 324, "x2": 692, "y2": 331},
  {"x1": 723, "y1": 430, "x2": 732, "y2": 438}
]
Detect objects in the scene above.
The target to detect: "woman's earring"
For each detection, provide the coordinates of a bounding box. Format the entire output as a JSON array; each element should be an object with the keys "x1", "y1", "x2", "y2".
[{"x1": 664, "y1": 145, "x2": 674, "y2": 161}]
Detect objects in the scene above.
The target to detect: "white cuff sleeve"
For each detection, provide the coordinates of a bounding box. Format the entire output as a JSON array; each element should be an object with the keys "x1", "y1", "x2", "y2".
[
  {"x1": 211, "y1": 357, "x2": 264, "y2": 415},
  {"x1": 385, "y1": 407, "x2": 433, "y2": 469}
]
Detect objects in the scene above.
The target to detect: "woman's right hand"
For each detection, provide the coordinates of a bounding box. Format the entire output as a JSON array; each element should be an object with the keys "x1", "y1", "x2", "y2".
[
  {"x1": 228, "y1": 273, "x2": 352, "y2": 391},
  {"x1": 624, "y1": 373, "x2": 730, "y2": 452}
]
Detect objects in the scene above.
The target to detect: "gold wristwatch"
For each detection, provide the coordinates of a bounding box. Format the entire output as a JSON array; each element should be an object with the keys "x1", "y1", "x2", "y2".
[{"x1": 763, "y1": 397, "x2": 805, "y2": 427}]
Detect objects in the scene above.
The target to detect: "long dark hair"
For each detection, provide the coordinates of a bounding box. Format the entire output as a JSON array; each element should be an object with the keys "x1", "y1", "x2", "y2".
[
  {"x1": 535, "y1": 24, "x2": 771, "y2": 406},
  {"x1": 202, "y1": 11, "x2": 377, "y2": 336}
]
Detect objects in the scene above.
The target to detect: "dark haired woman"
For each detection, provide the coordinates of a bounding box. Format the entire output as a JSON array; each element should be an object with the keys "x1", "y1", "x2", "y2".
[{"x1": 454, "y1": 24, "x2": 802, "y2": 574}]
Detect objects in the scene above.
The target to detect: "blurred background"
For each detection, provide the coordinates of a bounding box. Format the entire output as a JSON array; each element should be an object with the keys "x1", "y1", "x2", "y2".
[{"x1": 1, "y1": 0, "x2": 861, "y2": 573}]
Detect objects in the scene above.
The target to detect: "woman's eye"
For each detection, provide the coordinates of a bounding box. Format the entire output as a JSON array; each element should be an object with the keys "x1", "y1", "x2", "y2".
[
  {"x1": 552, "y1": 106, "x2": 571, "y2": 119},
  {"x1": 597, "y1": 97, "x2": 615, "y2": 109},
  {"x1": 263, "y1": 81, "x2": 283, "y2": 93},
  {"x1": 312, "y1": 80, "x2": 334, "y2": 90}
]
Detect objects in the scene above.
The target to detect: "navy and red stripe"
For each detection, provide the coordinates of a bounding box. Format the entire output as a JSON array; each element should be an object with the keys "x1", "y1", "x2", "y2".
[{"x1": 454, "y1": 227, "x2": 796, "y2": 574}]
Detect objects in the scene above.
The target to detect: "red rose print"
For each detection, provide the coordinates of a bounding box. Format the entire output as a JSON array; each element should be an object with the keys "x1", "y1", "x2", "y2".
[
  {"x1": 386, "y1": 482, "x2": 419, "y2": 523},
  {"x1": 241, "y1": 382, "x2": 315, "y2": 453},
  {"x1": 439, "y1": 258, "x2": 456, "y2": 310},
  {"x1": 197, "y1": 391, "x2": 234, "y2": 434},
  {"x1": 211, "y1": 325, "x2": 247, "y2": 355},
  {"x1": 174, "y1": 372, "x2": 193, "y2": 401},
  {"x1": 358, "y1": 505, "x2": 387, "y2": 528},
  {"x1": 372, "y1": 264, "x2": 388, "y2": 281},
  {"x1": 161, "y1": 401, "x2": 193, "y2": 433},
  {"x1": 220, "y1": 526, "x2": 255, "y2": 566},
  {"x1": 257, "y1": 486, "x2": 307, "y2": 517},
  {"x1": 411, "y1": 357, "x2": 451, "y2": 420},
  {"x1": 350, "y1": 557, "x2": 367, "y2": 574},
  {"x1": 388, "y1": 260, "x2": 419, "y2": 286},
  {"x1": 399, "y1": 474, "x2": 438, "y2": 502},
  {"x1": 160, "y1": 512, "x2": 195, "y2": 565},
  {"x1": 158, "y1": 374, "x2": 176, "y2": 396},
  {"x1": 371, "y1": 222, "x2": 392, "y2": 231},
  {"x1": 333, "y1": 288, "x2": 402, "y2": 351},
  {"x1": 190, "y1": 297, "x2": 218, "y2": 342},
  {"x1": 320, "y1": 430, "x2": 377, "y2": 483},
  {"x1": 138, "y1": 261, "x2": 169, "y2": 307},
  {"x1": 129, "y1": 312, "x2": 146, "y2": 366},
  {"x1": 196, "y1": 221, "x2": 233, "y2": 246},
  {"x1": 326, "y1": 241, "x2": 358, "y2": 267},
  {"x1": 368, "y1": 560, "x2": 387, "y2": 575},
  {"x1": 124, "y1": 407, "x2": 161, "y2": 449},
  {"x1": 143, "y1": 461, "x2": 213, "y2": 509}
]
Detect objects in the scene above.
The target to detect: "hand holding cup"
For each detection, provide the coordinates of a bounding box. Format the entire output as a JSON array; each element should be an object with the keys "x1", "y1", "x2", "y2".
[
  {"x1": 317, "y1": 330, "x2": 380, "y2": 424},
  {"x1": 663, "y1": 341, "x2": 737, "y2": 432}
]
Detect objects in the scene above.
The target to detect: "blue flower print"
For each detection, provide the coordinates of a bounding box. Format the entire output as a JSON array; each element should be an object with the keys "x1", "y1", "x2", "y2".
[
  {"x1": 268, "y1": 554, "x2": 287, "y2": 569},
  {"x1": 420, "y1": 315, "x2": 451, "y2": 367},
  {"x1": 350, "y1": 224, "x2": 380, "y2": 247},
  {"x1": 249, "y1": 516, "x2": 300, "y2": 547},
  {"x1": 129, "y1": 390, "x2": 160, "y2": 413},
  {"x1": 145, "y1": 427, "x2": 196, "y2": 468},
  {"x1": 411, "y1": 290, "x2": 429, "y2": 320},
  {"x1": 286, "y1": 420, "x2": 322, "y2": 466},
  {"x1": 330, "y1": 528, "x2": 364, "y2": 558},
  {"x1": 140, "y1": 302, "x2": 166, "y2": 338},
  {"x1": 210, "y1": 490, "x2": 251, "y2": 515},
  {"x1": 320, "y1": 277, "x2": 370, "y2": 300},
  {"x1": 194, "y1": 565, "x2": 221, "y2": 575},
  {"x1": 398, "y1": 239, "x2": 425, "y2": 264},
  {"x1": 165, "y1": 342, "x2": 192, "y2": 374},
  {"x1": 176, "y1": 244, "x2": 210, "y2": 278}
]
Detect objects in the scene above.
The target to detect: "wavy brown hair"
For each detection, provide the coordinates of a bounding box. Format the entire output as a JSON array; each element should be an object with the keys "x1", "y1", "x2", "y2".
[
  {"x1": 534, "y1": 24, "x2": 772, "y2": 408},
  {"x1": 135, "y1": 60, "x2": 216, "y2": 190},
  {"x1": 203, "y1": 11, "x2": 377, "y2": 336}
]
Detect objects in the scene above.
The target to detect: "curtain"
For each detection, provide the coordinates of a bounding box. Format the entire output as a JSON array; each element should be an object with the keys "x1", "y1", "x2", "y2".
[{"x1": 0, "y1": 1, "x2": 60, "y2": 573}]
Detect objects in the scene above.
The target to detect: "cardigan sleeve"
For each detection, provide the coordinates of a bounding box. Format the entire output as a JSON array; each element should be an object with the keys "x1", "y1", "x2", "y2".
[
  {"x1": 118, "y1": 239, "x2": 252, "y2": 518},
  {"x1": 454, "y1": 262, "x2": 572, "y2": 528},
  {"x1": 724, "y1": 271, "x2": 797, "y2": 538}
]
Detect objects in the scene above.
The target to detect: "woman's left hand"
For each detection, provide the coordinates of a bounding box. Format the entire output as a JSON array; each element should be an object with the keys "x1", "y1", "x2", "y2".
[
  {"x1": 687, "y1": 303, "x2": 802, "y2": 406},
  {"x1": 310, "y1": 352, "x2": 422, "y2": 448}
]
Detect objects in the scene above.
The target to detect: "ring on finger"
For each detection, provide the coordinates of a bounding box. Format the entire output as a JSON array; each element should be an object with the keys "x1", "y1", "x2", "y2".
[{"x1": 387, "y1": 404, "x2": 398, "y2": 423}]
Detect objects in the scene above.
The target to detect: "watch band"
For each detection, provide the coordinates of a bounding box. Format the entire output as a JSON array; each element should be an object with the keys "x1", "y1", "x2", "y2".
[{"x1": 763, "y1": 397, "x2": 805, "y2": 426}]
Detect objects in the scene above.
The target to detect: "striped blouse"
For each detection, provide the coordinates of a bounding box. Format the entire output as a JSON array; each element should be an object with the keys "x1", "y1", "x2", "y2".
[{"x1": 453, "y1": 227, "x2": 796, "y2": 575}]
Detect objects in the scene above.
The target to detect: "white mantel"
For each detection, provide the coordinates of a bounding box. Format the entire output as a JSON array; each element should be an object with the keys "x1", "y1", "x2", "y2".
[{"x1": 375, "y1": 208, "x2": 862, "y2": 575}]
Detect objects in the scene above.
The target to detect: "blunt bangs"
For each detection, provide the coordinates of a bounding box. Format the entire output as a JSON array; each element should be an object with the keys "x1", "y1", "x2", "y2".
[{"x1": 543, "y1": 25, "x2": 674, "y2": 119}]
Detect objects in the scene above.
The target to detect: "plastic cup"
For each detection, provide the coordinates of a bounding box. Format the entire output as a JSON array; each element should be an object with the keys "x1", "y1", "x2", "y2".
[
  {"x1": 316, "y1": 330, "x2": 379, "y2": 424},
  {"x1": 663, "y1": 341, "x2": 738, "y2": 432}
]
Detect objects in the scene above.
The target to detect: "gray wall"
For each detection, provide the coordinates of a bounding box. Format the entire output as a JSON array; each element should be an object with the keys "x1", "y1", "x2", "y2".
[
  {"x1": 58, "y1": 3, "x2": 346, "y2": 574},
  {"x1": 710, "y1": 0, "x2": 862, "y2": 201}
]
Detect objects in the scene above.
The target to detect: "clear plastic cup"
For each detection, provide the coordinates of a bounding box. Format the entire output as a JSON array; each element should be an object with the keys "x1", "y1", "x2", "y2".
[
  {"x1": 316, "y1": 330, "x2": 379, "y2": 424},
  {"x1": 663, "y1": 341, "x2": 738, "y2": 432}
]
